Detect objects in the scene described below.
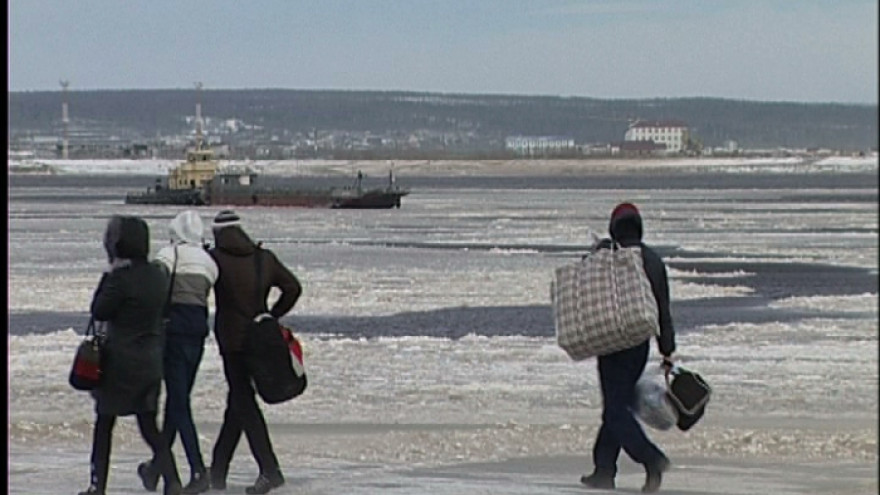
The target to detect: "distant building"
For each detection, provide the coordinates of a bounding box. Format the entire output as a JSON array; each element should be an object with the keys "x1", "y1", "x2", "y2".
[
  {"x1": 505, "y1": 136, "x2": 575, "y2": 156},
  {"x1": 611, "y1": 140, "x2": 667, "y2": 156},
  {"x1": 624, "y1": 120, "x2": 689, "y2": 153}
]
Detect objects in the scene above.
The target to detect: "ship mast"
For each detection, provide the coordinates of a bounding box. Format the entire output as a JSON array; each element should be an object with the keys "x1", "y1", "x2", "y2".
[{"x1": 194, "y1": 82, "x2": 204, "y2": 150}]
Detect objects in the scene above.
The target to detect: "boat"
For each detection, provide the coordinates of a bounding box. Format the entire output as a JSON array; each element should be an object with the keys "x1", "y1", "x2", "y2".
[
  {"x1": 125, "y1": 146, "x2": 408, "y2": 208},
  {"x1": 125, "y1": 91, "x2": 408, "y2": 208}
]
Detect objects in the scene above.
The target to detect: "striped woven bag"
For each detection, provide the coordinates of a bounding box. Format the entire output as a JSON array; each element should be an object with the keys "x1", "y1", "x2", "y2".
[{"x1": 552, "y1": 243, "x2": 659, "y2": 360}]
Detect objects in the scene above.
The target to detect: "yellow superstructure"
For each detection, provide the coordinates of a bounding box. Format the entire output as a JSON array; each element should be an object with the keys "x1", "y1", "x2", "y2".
[{"x1": 167, "y1": 146, "x2": 218, "y2": 190}]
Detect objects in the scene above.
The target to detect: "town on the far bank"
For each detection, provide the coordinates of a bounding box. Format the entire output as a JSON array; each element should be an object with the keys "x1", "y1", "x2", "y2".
[{"x1": 8, "y1": 116, "x2": 872, "y2": 163}]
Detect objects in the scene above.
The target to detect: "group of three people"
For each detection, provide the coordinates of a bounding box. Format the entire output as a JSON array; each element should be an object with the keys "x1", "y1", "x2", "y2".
[
  {"x1": 79, "y1": 203, "x2": 676, "y2": 494},
  {"x1": 80, "y1": 209, "x2": 302, "y2": 495}
]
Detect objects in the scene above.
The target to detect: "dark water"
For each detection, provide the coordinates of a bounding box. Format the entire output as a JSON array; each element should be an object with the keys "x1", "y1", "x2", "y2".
[{"x1": 10, "y1": 258, "x2": 875, "y2": 338}]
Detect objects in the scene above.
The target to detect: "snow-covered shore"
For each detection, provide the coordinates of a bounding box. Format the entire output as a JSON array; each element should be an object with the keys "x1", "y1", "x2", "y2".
[{"x1": 7, "y1": 155, "x2": 879, "y2": 177}]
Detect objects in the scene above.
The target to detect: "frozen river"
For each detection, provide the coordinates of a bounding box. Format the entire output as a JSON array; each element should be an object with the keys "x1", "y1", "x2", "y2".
[{"x1": 8, "y1": 157, "x2": 878, "y2": 494}]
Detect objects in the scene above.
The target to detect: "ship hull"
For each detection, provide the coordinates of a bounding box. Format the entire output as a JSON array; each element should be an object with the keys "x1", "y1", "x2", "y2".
[
  {"x1": 124, "y1": 190, "x2": 206, "y2": 206},
  {"x1": 205, "y1": 187, "x2": 409, "y2": 209},
  {"x1": 332, "y1": 191, "x2": 408, "y2": 209}
]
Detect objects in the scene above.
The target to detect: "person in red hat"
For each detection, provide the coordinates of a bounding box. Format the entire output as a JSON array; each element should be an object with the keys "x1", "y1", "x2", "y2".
[{"x1": 581, "y1": 202, "x2": 677, "y2": 493}]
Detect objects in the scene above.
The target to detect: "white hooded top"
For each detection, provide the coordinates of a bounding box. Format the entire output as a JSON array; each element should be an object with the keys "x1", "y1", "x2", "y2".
[{"x1": 155, "y1": 210, "x2": 219, "y2": 307}]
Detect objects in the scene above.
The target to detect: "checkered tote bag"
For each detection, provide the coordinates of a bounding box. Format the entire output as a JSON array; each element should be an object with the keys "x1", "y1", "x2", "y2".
[{"x1": 552, "y1": 243, "x2": 660, "y2": 360}]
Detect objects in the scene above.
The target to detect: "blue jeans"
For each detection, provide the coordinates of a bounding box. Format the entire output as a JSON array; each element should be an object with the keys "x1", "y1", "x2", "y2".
[
  {"x1": 592, "y1": 340, "x2": 665, "y2": 476},
  {"x1": 158, "y1": 337, "x2": 206, "y2": 474}
]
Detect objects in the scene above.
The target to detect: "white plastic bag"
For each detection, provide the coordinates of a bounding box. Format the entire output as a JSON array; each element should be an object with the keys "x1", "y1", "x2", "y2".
[{"x1": 634, "y1": 367, "x2": 678, "y2": 431}]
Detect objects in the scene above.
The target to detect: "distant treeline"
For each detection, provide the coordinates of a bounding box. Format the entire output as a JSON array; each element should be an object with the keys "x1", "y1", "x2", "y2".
[{"x1": 8, "y1": 89, "x2": 878, "y2": 151}]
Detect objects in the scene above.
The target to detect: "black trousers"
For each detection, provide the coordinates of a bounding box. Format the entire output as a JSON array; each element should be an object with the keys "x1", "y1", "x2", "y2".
[
  {"x1": 591, "y1": 340, "x2": 665, "y2": 476},
  {"x1": 89, "y1": 412, "x2": 179, "y2": 492},
  {"x1": 210, "y1": 352, "x2": 280, "y2": 480}
]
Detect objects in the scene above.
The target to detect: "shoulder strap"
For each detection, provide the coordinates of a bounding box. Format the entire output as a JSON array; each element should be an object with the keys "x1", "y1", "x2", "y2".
[
  {"x1": 254, "y1": 247, "x2": 263, "y2": 311},
  {"x1": 162, "y1": 246, "x2": 178, "y2": 318}
]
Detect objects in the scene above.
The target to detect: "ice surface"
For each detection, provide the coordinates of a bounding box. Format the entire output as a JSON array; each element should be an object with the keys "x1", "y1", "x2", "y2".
[{"x1": 8, "y1": 162, "x2": 878, "y2": 493}]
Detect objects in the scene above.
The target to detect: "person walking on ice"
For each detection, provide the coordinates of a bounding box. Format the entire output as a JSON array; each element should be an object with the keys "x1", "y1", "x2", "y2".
[{"x1": 580, "y1": 203, "x2": 677, "y2": 493}]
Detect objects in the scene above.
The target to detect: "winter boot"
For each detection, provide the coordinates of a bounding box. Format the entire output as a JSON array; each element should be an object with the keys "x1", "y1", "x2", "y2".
[
  {"x1": 77, "y1": 485, "x2": 104, "y2": 495},
  {"x1": 245, "y1": 471, "x2": 285, "y2": 495},
  {"x1": 642, "y1": 456, "x2": 671, "y2": 493},
  {"x1": 580, "y1": 468, "x2": 616, "y2": 489},
  {"x1": 164, "y1": 479, "x2": 183, "y2": 495},
  {"x1": 138, "y1": 460, "x2": 161, "y2": 492},
  {"x1": 182, "y1": 469, "x2": 211, "y2": 494},
  {"x1": 209, "y1": 465, "x2": 227, "y2": 490}
]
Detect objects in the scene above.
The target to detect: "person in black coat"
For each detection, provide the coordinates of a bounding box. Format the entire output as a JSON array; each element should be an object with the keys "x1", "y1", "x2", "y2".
[
  {"x1": 206, "y1": 210, "x2": 302, "y2": 495},
  {"x1": 581, "y1": 203, "x2": 676, "y2": 493},
  {"x1": 79, "y1": 216, "x2": 182, "y2": 495}
]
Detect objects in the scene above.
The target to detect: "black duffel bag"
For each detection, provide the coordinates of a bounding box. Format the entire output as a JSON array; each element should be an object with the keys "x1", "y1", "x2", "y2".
[
  {"x1": 666, "y1": 365, "x2": 711, "y2": 431},
  {"x1": 245, "y1": 314, "x2": 307, "y2": 404}
]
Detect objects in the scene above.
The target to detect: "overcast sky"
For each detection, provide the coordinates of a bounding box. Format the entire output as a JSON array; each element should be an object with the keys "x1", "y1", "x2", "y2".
[{"x1": 8, "y1": 0, "x2": 878, "y2": 104}]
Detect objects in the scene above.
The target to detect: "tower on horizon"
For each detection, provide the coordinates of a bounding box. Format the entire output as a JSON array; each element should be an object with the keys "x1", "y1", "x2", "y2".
[
  {"x1": 59, "y1": 80, "x2": 69, "y2": 159},
  {"x1": 195, "y1": 81, "x2": 203, "y2": 149}
]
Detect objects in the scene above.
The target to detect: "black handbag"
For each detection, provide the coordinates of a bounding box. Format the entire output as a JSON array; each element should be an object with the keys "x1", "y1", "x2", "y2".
[
  {"x1": 666, "y1": 365, "x2": 711, "y2": 431},
  {"x1": 238, "y1": 249, "x2": 307, "y2": 404},
  {"x1": 69, "y1": 318, "x2": 103, "y2": 391}
]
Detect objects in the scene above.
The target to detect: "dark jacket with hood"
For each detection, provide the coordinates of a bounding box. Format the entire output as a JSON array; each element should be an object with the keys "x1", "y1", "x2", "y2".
[
  {"x1": 210, "y1": 226, "x2": 302, "y2": 354},
  {"x1": 90, "y1": 215, "x2": 170, "y2": 416},
  {"x1": 594, "y1": 210, "x2": 676, "y2": 357}
]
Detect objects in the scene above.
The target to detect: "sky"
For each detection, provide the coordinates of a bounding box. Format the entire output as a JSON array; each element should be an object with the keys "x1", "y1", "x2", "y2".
[{"x1": 7, "y1": 0, "x2": 879, "y2": 104}]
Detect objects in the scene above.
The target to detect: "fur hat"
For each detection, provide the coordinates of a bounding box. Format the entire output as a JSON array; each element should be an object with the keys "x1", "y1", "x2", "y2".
[
  {"x1": 169, "y1": 210, "x2": 204, "y2": 244},
  {"x1": 212, "y1": 210, "x2": 241, "y2": 230}
]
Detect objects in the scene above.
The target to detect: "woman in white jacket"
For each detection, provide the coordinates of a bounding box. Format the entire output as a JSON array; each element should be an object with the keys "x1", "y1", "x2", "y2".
[{"x1": 138, "y1": 210, "x2": 219, "y2": 495}]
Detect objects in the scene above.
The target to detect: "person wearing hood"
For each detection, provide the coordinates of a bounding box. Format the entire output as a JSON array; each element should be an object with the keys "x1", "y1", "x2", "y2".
[
  {"x1": 580, "y1": 203, "x2": 676, "y2": 494},
  {"x1": 80, "y1": 215, "x2": 182, "y2": 495},
  {"x1": 137, "y1": 211, "x2": 218, "y2": 494},
  {"x1": 206, "y1": 210, "x2": 302, "y2": 495}
]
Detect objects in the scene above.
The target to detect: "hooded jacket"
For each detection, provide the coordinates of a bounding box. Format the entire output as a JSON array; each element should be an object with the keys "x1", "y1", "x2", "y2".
[
  {"x1": 209, "y1": 226, "x2": 302, "y2": 354},
  {"x1": 155, "y1": 210, "x2": 219, "y2": 342},
  {"x1": 91, "y1": 215, "x2": 170, "y2": 415},
  {"x1": 594, "y1": 209, "x2": 676, "y2": 357}
]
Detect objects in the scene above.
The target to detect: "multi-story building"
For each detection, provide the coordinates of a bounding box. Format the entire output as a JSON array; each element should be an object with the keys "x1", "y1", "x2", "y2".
[
  {"x1": 505, "y1": 135, "x2": 576, "y2": 156},
  {"x1": 624, "y1": 120, "x2": 689, "y2": 153}
]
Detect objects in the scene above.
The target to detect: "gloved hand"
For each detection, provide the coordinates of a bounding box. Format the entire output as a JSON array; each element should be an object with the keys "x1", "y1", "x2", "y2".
[{"x1": 661, "y1": 355, "x2": 675, "y2": 372}]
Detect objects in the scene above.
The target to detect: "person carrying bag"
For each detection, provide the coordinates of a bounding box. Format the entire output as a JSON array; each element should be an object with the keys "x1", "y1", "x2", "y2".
[
  {"x1": 206, "y1": 210, "x2": 303, "y2": 495},
  {"x1": 236, "y1": 248, "x2": 308, "y2": 405},
  {"x1": 557, "y1": 203, "x2": 677, "y2": 494}
]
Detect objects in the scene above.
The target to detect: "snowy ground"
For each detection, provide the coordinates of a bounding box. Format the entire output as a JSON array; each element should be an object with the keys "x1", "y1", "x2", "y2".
[{"x1": 7, "y1": 154, "x2": 880, "y2": 177}]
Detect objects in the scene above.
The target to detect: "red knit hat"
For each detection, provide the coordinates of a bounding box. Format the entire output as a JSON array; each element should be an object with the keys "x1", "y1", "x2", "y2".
[{"x1": 610, "y1": 202, "x2": 640, "y2": 220}]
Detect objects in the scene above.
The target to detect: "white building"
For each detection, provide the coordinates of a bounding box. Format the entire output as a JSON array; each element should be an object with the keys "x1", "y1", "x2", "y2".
[
  {"x1": 505, "y1": 136, "x2": 575, "y2": 156},
  {"x1": 624, "y1": 120, "x2": 689, "y2": 153}
]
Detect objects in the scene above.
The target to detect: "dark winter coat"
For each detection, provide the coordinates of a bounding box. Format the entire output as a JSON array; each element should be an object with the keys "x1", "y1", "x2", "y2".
[
  {"x1": 594, "y1": 210, "x2": 676, "y2": 357},
  {"x1": 209, "y1": 226, "x2": 302, "y2": 354},
  {"x1": 90, "y1": 216, "x2": 171, "y2": 416}
]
